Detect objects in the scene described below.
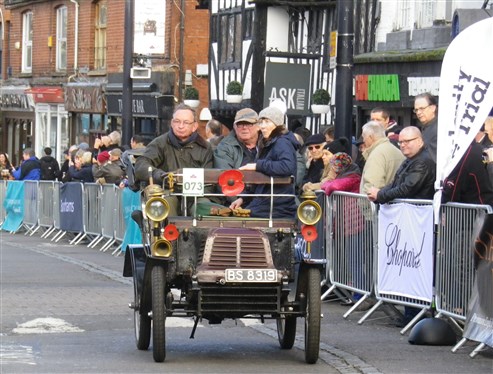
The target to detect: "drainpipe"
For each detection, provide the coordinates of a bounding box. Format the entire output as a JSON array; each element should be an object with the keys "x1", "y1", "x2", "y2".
[
  {"x1": 69, "y1": 0, "x2": 79, "y2": 80},
  {"x1": 178, "y1": 0, "x2": 185, "y2": 101}
]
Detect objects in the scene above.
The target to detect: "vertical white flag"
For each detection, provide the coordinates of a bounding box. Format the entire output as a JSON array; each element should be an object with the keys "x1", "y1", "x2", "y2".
[{"x1": 436, "y1": 17, "x2": 493, "y2": 193}]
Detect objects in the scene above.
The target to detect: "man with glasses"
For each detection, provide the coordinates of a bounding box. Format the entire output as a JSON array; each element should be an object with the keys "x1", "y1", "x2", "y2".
[
  {"x1": 134, "y1": 104, "x2": 213, "y2": 215},
  {"x1": 366, "y1": 126, "x2": 435, "y2": 203},
  {"x1": 414, "y1": 92, "x2": 438, "y2": 162},
  {"x1": 214, "y1": 108, "x2": 259, "y2": 170}
]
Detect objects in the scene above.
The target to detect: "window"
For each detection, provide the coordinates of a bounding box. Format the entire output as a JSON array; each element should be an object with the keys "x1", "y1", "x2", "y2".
[
  {"x1": 22, "y1": 11, "x2": 33, "y2": 73},
  {"x1": 219, "y1": 11, "x2": 242, "y2": 66},
  {"x1": 94, "y1": 1, "x2": 107, "y2": 70},
  {"x1": 56, "y1": 6, "x2": 67, "y2": 71}
]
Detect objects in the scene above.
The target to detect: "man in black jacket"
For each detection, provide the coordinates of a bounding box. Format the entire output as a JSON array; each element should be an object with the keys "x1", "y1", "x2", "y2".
[
  {"x1": 366, "y1": 126, "x2": 435, "y2": 203},
  {"x1": 39, "y1": 147, "x2": 60, "y2": 181}
]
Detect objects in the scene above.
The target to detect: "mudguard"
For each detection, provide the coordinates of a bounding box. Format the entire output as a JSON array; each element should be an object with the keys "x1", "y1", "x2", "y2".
[{"x1": 123, "y1": 245, "x2": 147, "y2": 297}]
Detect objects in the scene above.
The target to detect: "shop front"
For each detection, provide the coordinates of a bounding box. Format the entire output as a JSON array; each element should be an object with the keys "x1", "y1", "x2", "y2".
[
  {"x1": 0, "y1": 85, "x2": 35, "y2": 166},
  {"x1": 25, "y1": 86, "x2": 68, "y2": 164},
  {"x1": 64, "y1": 81, "x2": 107, "y2": 148}
]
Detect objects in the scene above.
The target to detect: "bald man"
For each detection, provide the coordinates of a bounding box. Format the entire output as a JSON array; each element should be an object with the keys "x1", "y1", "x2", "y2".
[{"x1": 367, "y1": 126, "x2": 435, "y2": 203}]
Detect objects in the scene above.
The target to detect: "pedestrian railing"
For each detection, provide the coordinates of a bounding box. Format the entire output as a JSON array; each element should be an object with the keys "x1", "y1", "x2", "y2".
[{"x1": 0, "y1": 180, "x2": 7, "y2": 225}]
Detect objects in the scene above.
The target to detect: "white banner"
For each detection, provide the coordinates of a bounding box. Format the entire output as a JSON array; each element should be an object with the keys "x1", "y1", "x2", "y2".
[
  {"x1": 436, "y1": 17, "x2": 493, "y2": 190},
  {"x1": 377, "y1": 204, "x2": 434, "y2": 302}
]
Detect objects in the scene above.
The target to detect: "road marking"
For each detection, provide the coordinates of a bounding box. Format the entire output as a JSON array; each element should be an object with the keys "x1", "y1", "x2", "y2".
[
  {"x1": 0, "y1": 345, "x2": 36, "y2": 366},
  {"x1": 12, "y1": 318, "x2": 84, "y2": 334}
]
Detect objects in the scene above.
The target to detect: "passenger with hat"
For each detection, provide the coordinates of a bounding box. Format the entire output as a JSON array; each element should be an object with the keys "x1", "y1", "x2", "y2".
[
  {"x1": 214, "y1": 108, "x2": 260, "y2": 170},
  {"x1": 231, "y1": 106, "x2": 300, "y2": 218},
  {"x1": 302, "y1": 137, "x2": 350, "y2": 192},
  {"x1": 301, "y1": 133, "x2": 326, "y2": 186}
]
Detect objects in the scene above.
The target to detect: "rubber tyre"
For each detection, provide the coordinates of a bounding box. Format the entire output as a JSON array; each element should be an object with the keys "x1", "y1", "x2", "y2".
[
  {"x1": 151, "y1": 266, "x2": 166, "y2": 362},
  {"x1": 277, "y1": 311, "x2": 297, "y2": 349},
  {"x1": 134, "y1": 274, "x2": 151, "y2": 350},
  {"x1": 304, "y1": 267, "x2": 321, "y2": 364}
]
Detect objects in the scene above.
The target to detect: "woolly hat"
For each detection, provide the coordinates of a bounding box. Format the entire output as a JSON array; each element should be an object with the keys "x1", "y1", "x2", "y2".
[
  {"x1": 97, "y1": 151, "x2": 110, "y2": 163},
  {"x1": 305, "y1": 133, "x2": 326, "y2": 146},
  {"x1": 330, "y1": 152, "x2": 352, "y2": 174},
  {"x1": 234, "y1": 108, "x2": 258, "y2": 124},
  {"x1": 325, "y1": 137, "x2": 349, "y2": 154},
  {"x1": 259, "y1": 106, "x2": 284, "y2": 127}
]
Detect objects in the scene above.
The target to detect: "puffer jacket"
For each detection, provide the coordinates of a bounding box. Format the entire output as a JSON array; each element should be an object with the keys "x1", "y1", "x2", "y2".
[
  {"x1": 13, "y1": 157, "x2": 41, "y2": 180},
  {"x1": 376, "y1": 147, "x2": 435, "y2": 203},
  {"x1": 246, "y1": 127, "x2": 299, "y2": 219}
]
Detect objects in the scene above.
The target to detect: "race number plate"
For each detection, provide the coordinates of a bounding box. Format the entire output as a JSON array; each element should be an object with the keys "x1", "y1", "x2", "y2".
[
  {"x1": 182, "y1": 168, "x2": 204, "y2": 196},
  {"x1": 225, "y1": 269, "x2": 277, "y2": 283}
]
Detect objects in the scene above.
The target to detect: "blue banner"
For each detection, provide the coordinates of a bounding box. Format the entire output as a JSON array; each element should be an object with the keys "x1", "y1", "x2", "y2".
[
  {"x1": 121, "y1": 188, "x2": 142, "y2": 252},
  {"x1": 1, "y1": 181, "x2": 25, "y2": 232},
  {"x1": 59, "y1": 182, "x2": 84, "y2": 233}
]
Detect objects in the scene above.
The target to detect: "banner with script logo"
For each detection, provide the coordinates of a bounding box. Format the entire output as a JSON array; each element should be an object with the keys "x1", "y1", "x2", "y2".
[
  {"x1": 435, "y1": 17, "x2": 493, "y2": 196},
  {"x1": 377, "y1": 203, "x2": 434, "y2": 302}
]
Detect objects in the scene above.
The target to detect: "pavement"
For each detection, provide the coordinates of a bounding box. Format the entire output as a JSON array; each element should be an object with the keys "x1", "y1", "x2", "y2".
[{"x1": 1, "y1": 230, "x2": 492, "y2": 373}]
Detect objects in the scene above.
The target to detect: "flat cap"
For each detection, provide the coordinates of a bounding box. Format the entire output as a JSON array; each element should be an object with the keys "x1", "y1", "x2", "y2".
[{"x1": 234, "y1": 108, "x2": 258, "y2": 124}]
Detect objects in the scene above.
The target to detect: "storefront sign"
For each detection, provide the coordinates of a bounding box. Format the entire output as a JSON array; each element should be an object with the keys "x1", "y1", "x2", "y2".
[
  {"x1": 355, "y1": 74, "x2": 400, "y2": 101},
  {"x1": 25, "y1": 87, "x2": 64, "y2": 104},
  {"x1": 0, "y1": 86, "x2": 33, "y2": 110},
  {"x1": 106, "y1": 94, "x2": 173, "y2": 118},
  {"x1": 407, "y1": 77, "x2": 440, "y2": 96},
  {"x1": 264, "y1": 62, "x2": 311, "y2": 115},
  {"x1": 65, "y1": 84, "x2": 105, "y2": 113}
]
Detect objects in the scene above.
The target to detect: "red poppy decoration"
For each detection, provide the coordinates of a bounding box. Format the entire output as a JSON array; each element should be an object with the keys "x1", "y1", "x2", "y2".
[
  {"x1": 163, "y1": 224, "x2": 179, "y2": 241},
  {"x1": 218, "y1": 170, "x2": 245, "y2": 196},
  {"x1": 301, "y1": 224, "x2": 318, "y2": 242}
]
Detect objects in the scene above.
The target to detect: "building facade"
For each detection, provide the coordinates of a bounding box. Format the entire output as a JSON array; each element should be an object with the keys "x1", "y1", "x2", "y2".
[{"x1": 0, "y1": 0, "x2": 210, "y2": 165}]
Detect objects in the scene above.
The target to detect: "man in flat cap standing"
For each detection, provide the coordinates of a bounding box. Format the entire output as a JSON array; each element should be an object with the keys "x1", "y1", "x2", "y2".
[{"x1": 214, "y1": 108, "x2": 260, "y2": 170}]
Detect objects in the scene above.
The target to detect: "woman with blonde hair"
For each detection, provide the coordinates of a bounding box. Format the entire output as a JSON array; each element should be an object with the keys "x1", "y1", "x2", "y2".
[{"x1": 68, "y1": 151, "x2": 94, "y2": 183}]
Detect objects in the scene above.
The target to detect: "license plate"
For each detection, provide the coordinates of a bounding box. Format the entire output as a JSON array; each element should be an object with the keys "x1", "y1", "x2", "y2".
[{"x1": 225, "y1": 269, "x2": 277, "y2": 283}]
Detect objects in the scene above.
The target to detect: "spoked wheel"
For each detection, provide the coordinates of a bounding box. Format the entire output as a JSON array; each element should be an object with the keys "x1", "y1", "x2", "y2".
[
  {"x1": 304, "y1": 267, "x2": 321, "y2": 364},
  {"x1": 277, "y1": 307, "x2": 297, "y2": 349},
  {"x1": 151, "y1": 265, "x2": 166, "y2": 362},
  {"x1": 133, "y1": 273, "x2": 151, "y2": 350}
]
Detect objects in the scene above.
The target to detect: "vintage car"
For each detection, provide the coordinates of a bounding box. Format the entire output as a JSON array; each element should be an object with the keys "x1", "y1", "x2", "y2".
[{"x1": 123, "y1": 168, "x2": 324, "y2": 364}]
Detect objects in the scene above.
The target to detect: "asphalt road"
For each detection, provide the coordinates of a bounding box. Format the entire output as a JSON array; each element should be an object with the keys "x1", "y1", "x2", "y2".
[{"x1": 1, "y1": 231, "x2": 492, "y2": 373}]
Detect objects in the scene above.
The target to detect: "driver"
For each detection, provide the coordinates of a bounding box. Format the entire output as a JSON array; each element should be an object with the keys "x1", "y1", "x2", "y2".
[{"x1": 134, "y1": 104, "x2": 213, "y2": 215}]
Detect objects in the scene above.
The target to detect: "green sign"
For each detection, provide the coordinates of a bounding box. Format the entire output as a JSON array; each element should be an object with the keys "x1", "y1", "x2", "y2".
[{"x1": 368, "y1": 74, "x2": 400, "y2": 101}]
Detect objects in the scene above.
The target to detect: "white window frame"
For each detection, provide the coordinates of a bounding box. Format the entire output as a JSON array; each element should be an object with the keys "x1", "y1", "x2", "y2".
[
  {"x1": 56, "y1": 6, "x2": 67, "y2": 71},
  {"x1": 22, "y1": 11, "x2": 33, "y2": 73},
  {"x1": 94, "y1": 1, "x2": 107, "y2": 70}
]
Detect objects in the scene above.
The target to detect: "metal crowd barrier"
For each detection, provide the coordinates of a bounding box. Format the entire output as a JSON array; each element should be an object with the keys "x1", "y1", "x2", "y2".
[
  {"x1": 436, "y1": 202, "x2": 493, "y2": 356},
  {"x1": 77, "y1": 183, "x2": 103, "y2": 247},
  {"x1": 99, "y1": 184, "x2": 118, "y2": 252},
  {"x1": 38, "y1": 181, "x2": 56, "y2": 238},
  {"x1": 112, "y1": 187, "x2": 126, "y2": 255},
  {"x1": 0, "y1": 180, "x2": 7, "y2": 225},
  {"x1": 323, "y1": 191, "x2": 377, "y2": 318},
  {"x1": 359, "y1": 199, "x2": 434, "y2": 334}
]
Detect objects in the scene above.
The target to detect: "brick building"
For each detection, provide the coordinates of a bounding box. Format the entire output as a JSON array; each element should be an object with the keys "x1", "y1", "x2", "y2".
[{"x1": 0, "y1": 0, "x2": 210, "y2": 165}]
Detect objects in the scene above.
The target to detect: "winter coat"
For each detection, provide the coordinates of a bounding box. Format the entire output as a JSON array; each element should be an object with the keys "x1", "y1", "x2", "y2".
[
  {"x1": 214, "y1": 131, "x2": 257, "y2": 170},
  {"x1": 246, "y1": 127, "x2": 298, "y2": 219},
  {"x1": 134, "y1": 131, "x2": 213, "y2": 189},
  {"x1": 376, "y1": 147, "x2": 435, "y2": 204},
  {"x1": 92, "y1": 162, "x2": 125, "y2": 185},
  {"x1": 302, "y1": 158, "x2": 324, "y2": 184},
  {"x1": 13, "y1": 157, "x2": 41, "y2": 180},
  {"x1": 360, "y1": 137, "x2": 404, "y2": 194},
  {"x1": 39, "y1": 155, "x2": 60, "y2": 180},
  {"x1": 442, "y1": 142, "x2": 493, "y2": 206},
  {"x1": 68, "y1": 164, "x2": 94, "y2": 183},
  {"x1": 421, "y1": 117, "x2": 437, "y2": 163}
]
